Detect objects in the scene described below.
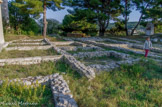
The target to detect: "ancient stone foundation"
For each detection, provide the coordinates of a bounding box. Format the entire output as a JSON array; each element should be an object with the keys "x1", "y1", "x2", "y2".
[
  {"x1": 50, "y1": 74, "x2": 78, "y2": 107},
  {"x1": 0, "y1": 55, "x2": 62, "y2": 66}
]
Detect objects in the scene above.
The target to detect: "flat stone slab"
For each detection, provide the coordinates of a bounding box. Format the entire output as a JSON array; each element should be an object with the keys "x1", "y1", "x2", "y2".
[
  {"x1": 6, "y1": 45, "x2": 52, "y2": 51},
  {"x1": 18, "y1": 39, "x2": 43, "y2": 42},
  {"x1": 51, "y1": 41, "x2": 74, "y2": 46},
  {"x1": 11, "y1": 42, "x2": 47, "y2": 46},
  {"x1": 0, "y1": 55, "x2": 62, "y2": 66}
]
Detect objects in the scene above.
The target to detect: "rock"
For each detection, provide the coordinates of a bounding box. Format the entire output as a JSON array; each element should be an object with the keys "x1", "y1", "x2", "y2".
[{"x1": 50, "y1": 74, "x2": 78, "y2": 107}]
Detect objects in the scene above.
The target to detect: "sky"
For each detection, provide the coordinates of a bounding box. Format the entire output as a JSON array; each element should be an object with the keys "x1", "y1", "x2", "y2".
[{"x1": 46, "y1": 7, "x2": 141, "y2": 23}]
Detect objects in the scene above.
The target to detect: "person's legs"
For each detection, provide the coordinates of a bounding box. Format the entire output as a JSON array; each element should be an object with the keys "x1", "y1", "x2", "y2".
[{"x1": 145, "y1": 49, "x2": 149, "y2": 57}]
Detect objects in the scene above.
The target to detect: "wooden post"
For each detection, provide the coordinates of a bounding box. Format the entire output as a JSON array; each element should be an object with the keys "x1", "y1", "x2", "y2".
[{"x1": 0, "y1": 0, "x2": 5, "y2": 44}]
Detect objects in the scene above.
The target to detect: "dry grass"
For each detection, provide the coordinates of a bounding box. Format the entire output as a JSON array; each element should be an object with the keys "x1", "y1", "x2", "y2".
[
  {"x1": 0, "y1": 48, "x2": 58, "y2": 59},
  {"x1": 4, "y1": 34, "x2": 64, "y2": 42}
]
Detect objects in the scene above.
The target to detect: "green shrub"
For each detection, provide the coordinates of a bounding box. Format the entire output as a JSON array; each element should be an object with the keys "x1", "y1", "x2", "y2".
[
  {"x1": 0, "y1": 81, "x2": 54, "y2": 107},
  {"x1": 28, "y1": 31, "x2": 35, "y2": 36}
]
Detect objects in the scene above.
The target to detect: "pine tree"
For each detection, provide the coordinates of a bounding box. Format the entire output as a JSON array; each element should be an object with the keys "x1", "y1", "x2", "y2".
[
  {"x1": 130, "y1": 0, "x2": 155, "y2": 36},
  {"x1": 14, "y1": 0, "x2": 63, "y2": 38},
  {"x1": 69, "y1": 0, "x2": 122, "y2": 37}
]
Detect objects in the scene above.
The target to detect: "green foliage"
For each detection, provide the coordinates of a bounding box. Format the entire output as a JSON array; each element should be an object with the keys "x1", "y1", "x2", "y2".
[
  {"x1": 0, "y1": 81, "x2": 54, "y2": 107},
  {"x1": 155, "y1": 24, "x2": 162, "y2": 33},
  {"x1": 12, "y1": 0, "x2": 64, "y2": 37},
  {"x1": 38, "y1": 18, "x2": 61, "y2": 35},
  {"x1": 67, "y1": 59, "x2": 162, "y2": 107},
  {"x1": 107, "y1": 20, "x2": 125, "y2": 36},
  {"x1": 8, "y1": 1, "x2": 40, "y2": 35},
  {"x1": 61, "y1": 9, "x2": 97, "y2": 36},
  {"x1": 69, "y1": 0, "x2": 122, "y2": 36}
]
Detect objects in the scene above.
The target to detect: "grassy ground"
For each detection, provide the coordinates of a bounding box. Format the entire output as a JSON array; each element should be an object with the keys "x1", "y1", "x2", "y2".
[
  {"x1": 0, "y1": 61, "x2": 80, "y2": 80},
  {"x1": 78, "y1": 55, "x2": 121, "y2": 66},
  {"x1": 4, "y1": 34, "x2": 65, "y2": 42},
  {"x1": 4, "y1": 34, "x2": 42, "y2": 42},
  {"x1": 0, "y1": 61, "x2": 79, "y2": 106},
  {"x1": 0, "y1": 48, "x2": 58, "y2": 59},
  {"x1": 67, "y1": 48, "x2": 99, "y2": 54},
  {"x1": 65, "y1": 59, "x2": 162, "y2": 107},
  {"x1": 0, "y1": 82, "x2": 54, "y2": 107},
  {"x1": 0, "y1": 59, "x2": 161, "y2": 106}
]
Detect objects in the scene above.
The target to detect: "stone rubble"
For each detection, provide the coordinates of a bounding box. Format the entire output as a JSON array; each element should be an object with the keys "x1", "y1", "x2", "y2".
[
  {"x1": 73, "y1": 50, "x2": 129, "y2": 60},
  {"x1": 63, "y1": 55, "x2": 96, "y2": 79},
  {"x1": 50, "y1": 73, "x2": 78, "y2": 107}
]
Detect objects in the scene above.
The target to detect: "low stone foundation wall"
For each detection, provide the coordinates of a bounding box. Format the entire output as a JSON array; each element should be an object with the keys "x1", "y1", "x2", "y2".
[
  {"x1": 58, "y1": 45, "x2": 103, "y2": 52},
  {"x1": 89, "y1": 58, "x2": 140, "y2": 72},
  {"x1": 73, "y1": 51, "x2": 129, "y2": 60},
  {"x1": 0, "y1": 42, "x2": 10, "y2": 52},
  {"x1": 117, "y1": 37, "x2": 142, "y2": 43},
  {"x1": 50, "y1": 73, "x2": 78, "y2": 107},
  {"x1": 131, "y1": 44, "x2": 162, "y2": 53},
  {"x1": 51, "y1": 41, "x2": 74, "y2": 46},
  {"x1": 6, "y1": 46, "x2": 52, "y2": 51},
  {"x1": 11, "y1": 42, "x2": 47, "y2": 46},
  {"x1": 0, "y1": 75, "x2": 51, "y2": 86},
  {"x1": 0, "y1": 55, "x2": 62, "y2": 66},
  {"x1": 0, "y1": 73, "x2": 78, "y2": 107},
  {"x1": 20, "y1": 39, "x2": 43, "y2": 42},
  {"x1": 64, "y1": 37, "x2": 129, "y2": 44},
  {"x1": 44, "y1": 38, "x2": 96, "y2": 80},
  {"x1": 82, "y1": 40, "x2": 162, "y2": 59},
  {"x1": 63, "y1": 55, "x2": 95, "y2": 79}
]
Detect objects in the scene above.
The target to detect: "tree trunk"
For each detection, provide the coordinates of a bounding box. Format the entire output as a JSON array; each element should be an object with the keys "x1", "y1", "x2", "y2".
[
  {"x1": 43, "y1": 0, "x2": 47, "y2": 39},
  {"x1": 125, "y1": 0, "x2": 129, "y2": 36},
  {"x1": 99, "y1": 28, "x2": 105, "y2": 37},
  {"x1": 130, "y1": 13, "x2": 143, "y2": 36},
  {"x1": 130, "y1": 1, "x2": 151, "y2": 36}
]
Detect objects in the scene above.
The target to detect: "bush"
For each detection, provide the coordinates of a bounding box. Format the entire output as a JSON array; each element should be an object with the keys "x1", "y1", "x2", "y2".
[{"x1": 28, "y1": 31, "x2": 35, "y2": 36}]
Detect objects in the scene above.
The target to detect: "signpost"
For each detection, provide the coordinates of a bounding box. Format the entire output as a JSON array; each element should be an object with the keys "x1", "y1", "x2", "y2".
[{"x1": 0, "y1": 0, "x2": 5, "y2": 44}]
